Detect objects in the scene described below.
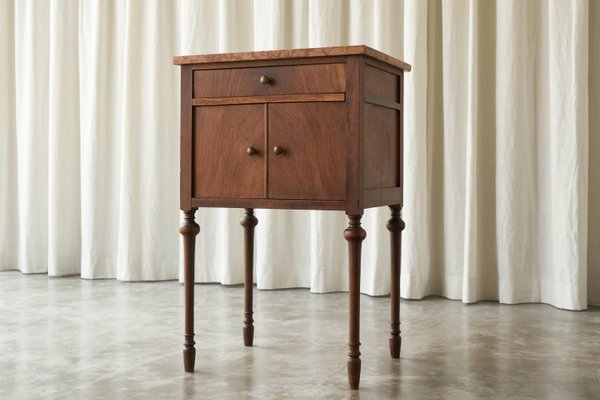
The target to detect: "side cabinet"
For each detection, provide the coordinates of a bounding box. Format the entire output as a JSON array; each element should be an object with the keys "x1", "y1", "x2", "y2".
[{"x1": 174, "y1": 46, "x2": 411, "y2": 390}]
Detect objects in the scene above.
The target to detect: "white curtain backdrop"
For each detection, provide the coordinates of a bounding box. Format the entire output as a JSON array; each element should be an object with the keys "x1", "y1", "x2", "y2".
[{"x1": 0, "y1": 0, "x2": 598, "y2": 310}]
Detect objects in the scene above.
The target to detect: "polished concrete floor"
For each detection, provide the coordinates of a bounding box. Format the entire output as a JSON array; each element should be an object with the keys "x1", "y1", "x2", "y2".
[{"x1": 1, "y1": 271, "x2": 599, "y2": 400}]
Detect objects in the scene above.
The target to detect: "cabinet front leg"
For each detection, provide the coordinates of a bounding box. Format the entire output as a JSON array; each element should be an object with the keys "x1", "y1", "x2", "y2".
[
  {"x1": 240, "y1": 208, "x2": 258, "y2": 346},
  {"x1": 180, "y1": 208, "x2": 200, "y2": 372},
  {"x1": 387, "y1": 205, "x2": 405, "y2": 358},
  {"x1": 344, "y1": 214, "x2": 366, "y2": 390}
]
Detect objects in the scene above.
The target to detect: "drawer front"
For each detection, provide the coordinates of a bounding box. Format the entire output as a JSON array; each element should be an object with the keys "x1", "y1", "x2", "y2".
[{"x1": 194, "y1": 63, "x2": 345, "y2": 98}]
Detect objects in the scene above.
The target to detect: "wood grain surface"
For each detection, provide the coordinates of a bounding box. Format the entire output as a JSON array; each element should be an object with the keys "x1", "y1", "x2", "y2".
[
  {"x1": 193, "y1": 105, "x2": 265, "y2": 198},
  {"x1": 194, "y1": 63, "x2": 345, "y2": 97},
  {"x1": 268, "y1": 102, "x2": 346, "y2": 200},
  {"x1": 362, "y1": 104, "x2": 400, "y2": 189},
  {"x1": 191, "y1": 93, "x2": 344, "y2": 106},
  {"x1": 174, "y1": 45, "x2": 411, "y2": 71}
]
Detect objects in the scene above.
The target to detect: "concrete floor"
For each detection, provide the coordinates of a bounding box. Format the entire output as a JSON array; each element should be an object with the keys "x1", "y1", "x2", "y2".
[{"x1": 1, "y1": 271, "x2": 599, "y2": 400}]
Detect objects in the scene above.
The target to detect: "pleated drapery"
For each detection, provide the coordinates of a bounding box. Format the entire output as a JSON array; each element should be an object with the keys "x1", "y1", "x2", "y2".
[
  {"x1": 0, "y1": 0, "x2": 597, "y2": 310},
  {"x1": 404, "y1": 0, "x2": 596, "y2": 311}
]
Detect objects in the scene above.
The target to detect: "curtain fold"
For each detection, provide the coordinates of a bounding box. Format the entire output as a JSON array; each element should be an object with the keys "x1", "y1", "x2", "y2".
[
  {"x1": 78, "y1": 0, "x2": 125, "y2": 278},
  {"x1": 0, "y1": 0, "x2": 18, "y2": 271},
  {"x1": 48, "y1": 0, "x2": 80, "y2": 276},
  {"x1": 0, "y1": 0, "x2": 597, "y2": 310},
  {"x1": 588, "y1": 0, "x2": 600, "y2": 306},
  {"x1": 13, "y1": 0, "x2": 49, "y2": 274}
]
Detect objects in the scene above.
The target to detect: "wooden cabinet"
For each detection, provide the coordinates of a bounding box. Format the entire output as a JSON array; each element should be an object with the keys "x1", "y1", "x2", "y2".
[{"x1": 174, "y1": 45, "x2": 411, "y2": 390}]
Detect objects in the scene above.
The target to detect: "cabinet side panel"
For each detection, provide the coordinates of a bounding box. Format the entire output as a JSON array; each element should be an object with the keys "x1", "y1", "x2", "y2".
[
  {"x1": 399, "y1": 71, "x2": 404, "y2": 204},
  {"x1": 363, "y1": 104, "x2": 400, "y2": 189},
  {"x1": 180, "y1": 65, "x2": 193, "y2": 210},
  {"x1": 364, "y1": 64, "x2": 399, "y2": 102}
]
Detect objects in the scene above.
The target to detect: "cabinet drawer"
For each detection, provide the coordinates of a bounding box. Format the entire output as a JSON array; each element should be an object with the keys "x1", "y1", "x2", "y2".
[{"x1": 194, "y1": 63, "x2": 345, "y2": 98}]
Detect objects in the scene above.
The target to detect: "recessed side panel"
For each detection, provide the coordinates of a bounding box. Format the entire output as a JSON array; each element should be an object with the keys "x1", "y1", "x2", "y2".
[
  {"x1": 362, "y1": 104, "x2": 400, "y2": 189},
  {"x1": 193, "y1": 105, "x2": 265, "y2": 198},
  {"x1": 364, "y1": 63, "x2": 399, "y2": 102}
]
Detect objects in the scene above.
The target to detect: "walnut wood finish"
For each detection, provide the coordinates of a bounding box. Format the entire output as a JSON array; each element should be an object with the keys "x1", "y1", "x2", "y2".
[
  {"x1": 194, "y1": 105, "x2": 264, "y2": 198},
  {"x1": 174, "y1": 44, "x2": 412, "y2": 71},
  {"x1": 240, "y1": 209, "x2": 258, "y2": 346},
  {"x1": 179, "y1": 209, "x2": 199, "y2": 372},
  {"x1": 343, "y1": 56, "x2": 362, "y2": 216},
  {"x1": 176, "y1": 46, "x2": 410, "y2": 389},
  {"x1": 364, "y1": 63, "x2": 399, "y2": 102},
  {"x1": 344, "y1": 215, "x2": 366, "y2": 390},
  {"x1": 194, "y1": 63, "x2": 345, "y2": 98},
  {"x1": 268, "y1": 102, "x2": 346, "y2": 200},
  {"x1": 191, "y1": 93, "x2": 344, "y2": 106},
  {"x1": 180, "y1": 66, "x2": 193, "y2": 210},
  {"x1": 192, "y1": 197, "x2": 345, "y2": 210},
  {"x1": 387, "y1": 205, "x2": 405, "y2": 358},
  {"x1": 363, "y1": 105, "x2": 399, "y2": 189}
]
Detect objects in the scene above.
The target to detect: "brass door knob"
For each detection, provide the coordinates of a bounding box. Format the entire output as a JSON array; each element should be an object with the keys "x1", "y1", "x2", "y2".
[
  {"x1": 259, "y1": 75, "x2": 271, "y2": 85},
  {"x1": 273, "y1": 145, "x2": 284, "y2": 155},
  {"x1": 247, "y1": 146, "x2": 257, "y2": 156}
]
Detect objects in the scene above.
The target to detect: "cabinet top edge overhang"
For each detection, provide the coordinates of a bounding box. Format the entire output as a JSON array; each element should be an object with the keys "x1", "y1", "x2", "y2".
[{"x1": 173, "y1": 45, "x2": 411, "y2": 72}]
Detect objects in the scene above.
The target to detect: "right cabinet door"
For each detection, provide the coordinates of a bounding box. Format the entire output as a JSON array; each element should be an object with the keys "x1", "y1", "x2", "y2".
[{"x1": 268, "y1": 102, "x2": 346, "y2": 200}]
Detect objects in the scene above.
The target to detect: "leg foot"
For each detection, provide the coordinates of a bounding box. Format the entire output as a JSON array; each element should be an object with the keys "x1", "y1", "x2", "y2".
[
  {"x1": 183, "y1": 341, "x2": 196, "y2": 372},
  {"x1": 180, "y1": 208, "x2": 200, "y2": 372},
  {"x1": 241, "y1": 208, "x2": 258, "y2": 347},
  {"x1": 347, "y1": 357, "x2": 361, "y2": 390},
  {"x1": 387, "y1": 205, "x2": 405, "y2": 358},
  {"x1": 243, "y1": 324, "x2": 254, "y2": 347},
  {"x1": 389, "y1": 336, "x2": 401, "y2": 359},
  {"x1": 344, "y1": 214, "x2": 366, "y2": 390}
]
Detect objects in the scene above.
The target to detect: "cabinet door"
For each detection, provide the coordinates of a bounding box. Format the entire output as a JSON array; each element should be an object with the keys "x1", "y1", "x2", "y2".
[
  {"x1": 193, "y1": 105, "x2": 264, "y2": 198},
  {"x1": 268, "y1": 102, "x2": 345, "y2": 200}
]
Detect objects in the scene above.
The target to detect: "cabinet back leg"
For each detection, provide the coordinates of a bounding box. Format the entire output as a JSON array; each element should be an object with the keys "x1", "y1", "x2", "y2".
[{"x1": 387, "y1": 205, "x2": 405, "y2": 358}]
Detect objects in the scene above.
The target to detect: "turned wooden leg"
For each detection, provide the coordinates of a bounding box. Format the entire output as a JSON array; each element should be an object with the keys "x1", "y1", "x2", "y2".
[
  {"x1": 240, "y1": 208, "x2": 258, "y2": 346},
  {"x1": 387, "y1": 205, "x2": 405, "y2": 358},
  {"x1": 180, "y1": 208, "x2": 200, "y2": 372},
  {"x1": 344, "y1": 214, "x2": 366, "y2": 390}
]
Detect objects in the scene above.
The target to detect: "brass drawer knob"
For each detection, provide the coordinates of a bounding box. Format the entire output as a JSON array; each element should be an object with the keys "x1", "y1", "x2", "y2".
[
  {"x1": 247, "y1": 146, "x2": 257, "y2": 156},
  {"x1": 273, "y1": 145, "x2": 284, "y2": 155},
  {"x1": 259, "y1": 75, "x2": 271, "y2": 85}
]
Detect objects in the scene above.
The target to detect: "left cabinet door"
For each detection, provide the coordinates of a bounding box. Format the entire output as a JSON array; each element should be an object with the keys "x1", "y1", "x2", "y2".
[{"x1": 193, "y1": 104, "x2": 265, "y2": 198}]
